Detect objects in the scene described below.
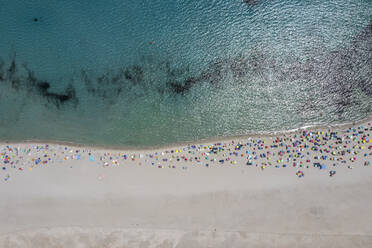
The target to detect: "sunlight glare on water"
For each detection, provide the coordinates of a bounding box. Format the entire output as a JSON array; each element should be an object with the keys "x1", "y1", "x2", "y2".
[{"x1": 0, "y1": 0, "x2": 371, "y2": 147}]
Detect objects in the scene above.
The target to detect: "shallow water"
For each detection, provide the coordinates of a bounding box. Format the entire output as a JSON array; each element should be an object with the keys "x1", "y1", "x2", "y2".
[{"x1": 0, "y1": 0, "x2": 371, "y2": 147}]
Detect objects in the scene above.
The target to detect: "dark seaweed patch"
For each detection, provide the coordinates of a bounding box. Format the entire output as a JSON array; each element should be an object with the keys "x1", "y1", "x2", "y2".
[
  {"x1": 0, "y1": 18, "x2": 370, "y2": 114},
  {"x1": 24, "y1": 65, "x2": 79, "y2": 108},
  {"x1": 0, "y1": 61, "x2": 4, "y2": 81},
  {"x1": 6, "y1": 56, "x2": 17, "y2": 80},
  {"x1": 167, "y1": 77, "x2": 198, "y2": 94},
  {"x1": 0, "y1": 59, "x2": 79, "y2": 108},
  {"x1": 124, "y1": 65, "x2": 144, "y2": 85},
  {"x1": 243, "y1": 0, "x2": 259, "y2": 6},
  {"x1": 42, "y1": 84, "x2": 77, "y2": 108},
  {"x1": 296, "y1": 18, "x2": 372, "y2": 115},
  {"x1": 37, "y1": 81, "x2": 50, "y2": 91},
  {"x1": 230, "y1": 55, "x2": 248, "y2": 80}
]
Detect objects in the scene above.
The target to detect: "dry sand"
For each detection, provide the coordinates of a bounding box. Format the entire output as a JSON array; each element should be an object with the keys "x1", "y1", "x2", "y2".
[{"x1": 0, "y1": 121, "x2": 371, "y2": 247}]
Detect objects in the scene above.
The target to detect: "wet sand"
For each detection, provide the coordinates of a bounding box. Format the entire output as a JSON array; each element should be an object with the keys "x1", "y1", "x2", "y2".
[{"x1": 0, "y1": 121, "x2": 371, "y2": 247}]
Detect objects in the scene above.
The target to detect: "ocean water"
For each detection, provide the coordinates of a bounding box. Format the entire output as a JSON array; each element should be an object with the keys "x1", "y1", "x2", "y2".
[{"x1": 0, "y1": 0, "x2": 371, "y2": 147}]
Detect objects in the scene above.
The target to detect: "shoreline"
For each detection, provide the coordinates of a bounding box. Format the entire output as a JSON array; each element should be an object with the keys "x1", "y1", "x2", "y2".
[
  {"x1": 1, "y1": 116, "x2": 372, "y2": 151},
  {"x1": 1, "y1": 116, "x2": 371, "y2": 247}
]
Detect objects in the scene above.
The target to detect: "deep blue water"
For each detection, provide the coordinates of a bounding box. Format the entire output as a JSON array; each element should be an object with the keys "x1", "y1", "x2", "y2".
[{"x1": 0, "y1": 0, "x2": 371, "y2": 147}]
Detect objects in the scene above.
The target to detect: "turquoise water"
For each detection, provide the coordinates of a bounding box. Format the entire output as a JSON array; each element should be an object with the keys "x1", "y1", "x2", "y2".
[{"x1": 0, "y1": 0, "x2": 371, "y2": 147}]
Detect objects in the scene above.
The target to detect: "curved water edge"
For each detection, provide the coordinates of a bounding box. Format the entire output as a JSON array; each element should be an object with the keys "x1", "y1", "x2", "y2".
[
  {"x1": 0, "y1": 0, "x2": 371, "y2": 148},
  {"x1": 1, "y1": 116, "x2": 371, "y2": 151}
]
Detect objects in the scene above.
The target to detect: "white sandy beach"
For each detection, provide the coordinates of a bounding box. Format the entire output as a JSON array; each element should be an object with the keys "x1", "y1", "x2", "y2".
[{"x1": 0, "y1": 121, "x2": 371, "y2": 247}]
